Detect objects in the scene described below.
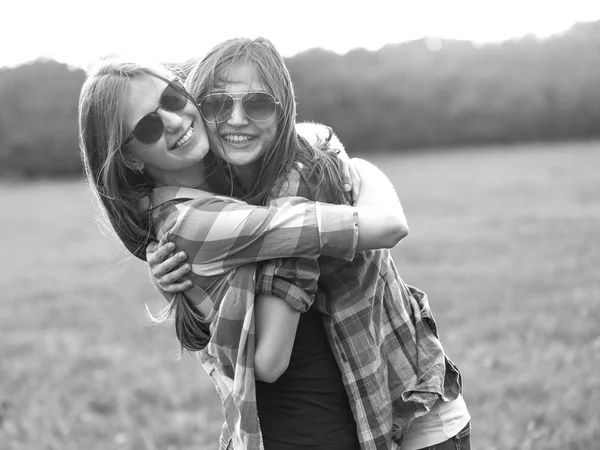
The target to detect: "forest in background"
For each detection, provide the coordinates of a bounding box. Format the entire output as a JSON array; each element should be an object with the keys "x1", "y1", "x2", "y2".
[{"x1": 0, "y1": 20, "x2": 598, "y2": 178}]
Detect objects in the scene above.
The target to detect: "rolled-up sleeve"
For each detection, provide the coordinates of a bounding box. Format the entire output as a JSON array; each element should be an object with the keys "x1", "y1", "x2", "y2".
[
  {"x1": 315, "y1": 203, "x2": 358, "y2": 261},
  {"x1": 256, "y1": 258, "x2": 318, "y2": 312},
  {"x1": 256, "y1": 166, "x2": 357, "y2": 312},
  {"x1": 151, "y1": 189, "x2": 358, "y2": 278}
]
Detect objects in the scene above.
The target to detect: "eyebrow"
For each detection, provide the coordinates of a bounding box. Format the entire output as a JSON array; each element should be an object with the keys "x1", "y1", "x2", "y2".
[
  {"x1": 214, "y1": 76, "x2": 232, "y2": 88},
  {"x1": 213, "y1": 75, "x2": 261, "y2": 88}
]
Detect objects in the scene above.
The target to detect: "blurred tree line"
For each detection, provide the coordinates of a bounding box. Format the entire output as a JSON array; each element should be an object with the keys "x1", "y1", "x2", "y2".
[{"x1": 1, "y1": 20, "x2": 599, "y2": 178}]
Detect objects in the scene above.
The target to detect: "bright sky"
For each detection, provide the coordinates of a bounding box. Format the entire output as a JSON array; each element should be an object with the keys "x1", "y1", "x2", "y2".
[{"x1": 3, "y1": 0, "x2": 600, "y2": 68}]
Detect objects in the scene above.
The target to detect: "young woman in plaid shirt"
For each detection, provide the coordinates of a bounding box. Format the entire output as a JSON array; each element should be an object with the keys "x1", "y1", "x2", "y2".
[
  {"x1": 149, "y1": 38, "x2": 471, "y2": 450},
  {"x1": 78, "y1": 46, "x2": 410, "y2": 449}
]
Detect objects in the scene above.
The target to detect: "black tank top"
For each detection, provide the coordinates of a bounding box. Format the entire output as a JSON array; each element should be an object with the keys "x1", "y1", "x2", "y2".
[{"x1": 255, "y1": 309, "x2": 360, "y2": 450}]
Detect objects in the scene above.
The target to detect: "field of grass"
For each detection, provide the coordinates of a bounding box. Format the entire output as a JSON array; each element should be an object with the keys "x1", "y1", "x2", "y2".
[{"x1": 1, "y1": 141, "x2": 599, "y2": 450}]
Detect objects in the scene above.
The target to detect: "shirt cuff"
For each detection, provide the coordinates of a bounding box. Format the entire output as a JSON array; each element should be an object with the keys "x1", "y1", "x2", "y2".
[
  {"x1": 256, "y1": 265, "x2": 312, "y2": 313},
  {"x1": 315, "y1": 203, "x2": 358, "y2": 261},
  {"x1": 269, "y1": 278, "x2": 312, "y2": 312}
]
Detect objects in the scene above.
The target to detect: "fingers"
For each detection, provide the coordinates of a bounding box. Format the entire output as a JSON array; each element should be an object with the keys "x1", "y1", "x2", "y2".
[
  {"x1": 325, "y1": 126, "x2": 334, "y2": 142},
  {"x1": 146, "y1": 241, "x2": 192, "y2": 293},
  {"x1": 349, "y1": 162, "x2": 362, "y2": 205},
  {"x1": 340, "y1": 160, "x2": 352, "y2": 193},
  {"x1": 152, "y1": 251, "x2": 188, "y2": 279},
  {"x1": 161, "y1": 279, "x2": 193, "y2": 293},
  {"x1": 146, "y1": 240, "x2": 159, "y2": 258},
  {"x1": 158, "y1": 264, "x2": 194, "y2": 293},
  {"x1": 147, "y1": 241, "x2": 176, "y2": 267}
]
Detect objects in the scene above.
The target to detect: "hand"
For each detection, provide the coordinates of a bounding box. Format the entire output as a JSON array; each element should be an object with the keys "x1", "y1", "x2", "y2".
[
  {"x1": 345, "y1": 158, "x2": 362, "y2": 205},
  {"x1": 146, "y1": 241, "x2": 193, "y2": 293},
  {"x1": 330, "y1": 139, "x2": 352, "y2": 193},
  {"x1": 315, "y1": 126, "x2": 360, "y2": 200},
  {"x1": 295, "y1": 122, "x2": 358, "y2": 198}
]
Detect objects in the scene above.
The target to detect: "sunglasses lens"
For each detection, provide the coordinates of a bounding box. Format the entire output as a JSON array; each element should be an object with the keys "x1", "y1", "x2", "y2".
[
  {"x1": 123, "y1": 80, "x2": 188, "y2": 146},
  {"x1": 134, "y1": 113, "x2": 164, "y2": 144},
  {"x1": 242, "y1": 93, "x2": 276, "y2": 121},
  {"x1": 201, "y1": 94, "x2": 234, "y2": 123},
  {"x1": 161, "y1": 83, "x2": 188, "y2": 112}
]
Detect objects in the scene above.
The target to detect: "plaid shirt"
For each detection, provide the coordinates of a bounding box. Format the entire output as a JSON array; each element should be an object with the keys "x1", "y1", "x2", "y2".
[
  {"x1": 257, "y1": 166, "x2": 463, "y2": 450},
  {"x1": 149, "y1": 186, "x2": 359, "y2": 450}
]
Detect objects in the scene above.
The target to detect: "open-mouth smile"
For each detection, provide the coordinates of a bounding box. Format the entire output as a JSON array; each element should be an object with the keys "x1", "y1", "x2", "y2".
[
  {"x1": 222, "y1": 134, "x2": 255, "y2": 144},
  {"x1": 172, "y1": 124, "x2": 195, "y2": 149}
]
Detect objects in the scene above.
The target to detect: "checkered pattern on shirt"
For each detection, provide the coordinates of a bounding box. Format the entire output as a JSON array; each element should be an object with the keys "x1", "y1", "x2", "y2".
[
  {"x1": 149, "y1": 186, "x2": 359, "y2": 450},
  {"x1": 257, "y1": 166, "x2": 463, "y2": 450}
]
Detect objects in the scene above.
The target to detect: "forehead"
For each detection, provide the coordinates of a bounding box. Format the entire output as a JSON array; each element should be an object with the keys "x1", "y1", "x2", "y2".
[
  {"x1": 214, "y1": 62, "x2": 266, "y2": 92},
  {"x1": 123, "y1": 75, "x2": 167, "y2": 125},
  {"x1": 127, "y1": 75, "x2": 167, "y2": 108}
]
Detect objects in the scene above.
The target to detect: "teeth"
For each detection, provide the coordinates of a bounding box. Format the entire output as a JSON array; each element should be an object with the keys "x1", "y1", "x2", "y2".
[
  {"x1": 175, "y1": 126, "x2": 194, "y2": 148},
  {"x1": 223, "y1": 134, "x2": 253, "y2": 143}
]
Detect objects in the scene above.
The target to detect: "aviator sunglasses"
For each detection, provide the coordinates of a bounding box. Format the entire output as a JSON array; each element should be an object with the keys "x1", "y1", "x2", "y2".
[
  {"x1": 122, "y1": 78, "x2": 192, "y2": 146},
  {"x1": 199, "y1": 92, "x2": 280, "y2": 123}
]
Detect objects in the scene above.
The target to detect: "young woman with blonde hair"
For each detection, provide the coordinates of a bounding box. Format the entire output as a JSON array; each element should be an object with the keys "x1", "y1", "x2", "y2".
[
  {"x1": 148, "y1": 37, "x2": 471, "y2": 450},
  {"x1": 78, "y1": 52, "x2": 408, "y2": 450}
]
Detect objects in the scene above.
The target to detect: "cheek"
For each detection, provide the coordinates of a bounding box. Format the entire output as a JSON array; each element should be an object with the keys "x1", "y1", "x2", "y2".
[
  {"x1": 206, "y1": 124, "x2": 220, "y2": 144},
  {"x1": 260, "y1": 121, "x2": 277, "y2": 141},
  {"x1": 130, "y1": 140, "x2": 163, "y2": 163},
  {"x1": 206, "y1": 124, "x2": 226, "y2": 156}
]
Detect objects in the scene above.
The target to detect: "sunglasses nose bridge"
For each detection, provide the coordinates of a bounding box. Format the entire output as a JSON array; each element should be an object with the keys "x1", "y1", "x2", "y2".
[{"x1": 226, "y1": 97, "x2": 249, "y2": 124}]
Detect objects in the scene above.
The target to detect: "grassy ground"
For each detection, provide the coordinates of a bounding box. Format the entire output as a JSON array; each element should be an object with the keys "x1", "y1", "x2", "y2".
[{"x1": 1, "y1": 141, "x2": 598, "y2": 449}]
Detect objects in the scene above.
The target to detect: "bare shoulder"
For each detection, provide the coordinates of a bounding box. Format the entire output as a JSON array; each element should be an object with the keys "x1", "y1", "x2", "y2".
[
  {"x1": 351, "y1": 157, "x2": 380, "y2": 172},
  {"x1": 296, "y1": 122, "x2": 344, "y2": 152},
  {"x1": 295, "y1": 121, "x2": 330, "y2": 142}
]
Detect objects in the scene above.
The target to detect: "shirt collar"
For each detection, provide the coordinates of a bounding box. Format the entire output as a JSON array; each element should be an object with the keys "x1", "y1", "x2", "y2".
[{"x1": 150, "y1": 186, "x2": 207, "y2": 209}]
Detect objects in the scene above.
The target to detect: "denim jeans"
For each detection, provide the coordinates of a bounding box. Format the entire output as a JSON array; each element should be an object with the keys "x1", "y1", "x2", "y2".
[
  {"x1": 420, "y1": 422, "x2": 471, "y2": 450},
  {"x1": 226, "y1": 422, "x2": 471, "y2": 450}
]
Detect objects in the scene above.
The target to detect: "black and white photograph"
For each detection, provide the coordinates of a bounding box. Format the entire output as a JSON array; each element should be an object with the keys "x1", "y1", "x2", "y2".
[{"x1": 1, "y1": 1, "x2": 599, "y2": 449}]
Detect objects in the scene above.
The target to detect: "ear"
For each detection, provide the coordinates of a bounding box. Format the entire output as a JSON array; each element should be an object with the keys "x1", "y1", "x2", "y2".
[{"x1": 125, "y1": 157, "x2": 145, "y2": 172}]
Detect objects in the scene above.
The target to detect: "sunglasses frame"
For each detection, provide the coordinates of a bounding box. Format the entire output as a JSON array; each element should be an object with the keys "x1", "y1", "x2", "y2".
[
  {"x1": 121, "y1": 77, "x2": 191, "y2": 147},
  {"x1": 199, "y1": 91, "x2": 280, "y2": 124}
]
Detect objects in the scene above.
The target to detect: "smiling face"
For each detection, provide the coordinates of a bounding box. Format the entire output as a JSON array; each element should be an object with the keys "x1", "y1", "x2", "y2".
[
  {"x1": 205, "y1": 63, "x2": 278, "y2": 172},
  {"x1": 123, "y1": 74, "x2": 209, "y2": 185}
]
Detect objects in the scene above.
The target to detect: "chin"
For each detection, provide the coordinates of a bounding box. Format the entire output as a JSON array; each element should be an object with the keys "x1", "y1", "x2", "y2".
[
  {"x1": 235, "y1": 156, "x2": 264, "y2": 168},
  {"x1": 191, "y1": 141, "x2": 210, "y2": 157}
]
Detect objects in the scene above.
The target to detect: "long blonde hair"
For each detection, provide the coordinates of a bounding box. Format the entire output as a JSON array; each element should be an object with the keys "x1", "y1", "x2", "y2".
[
  {"x1": 185, "y1": 37, "x2": 347, "y2": 205},
  {"x1": 78, "y1": 59, "x2": 173, "y2": 259},
  {"x1": 79, "y1": 59, "x2": 210, "y2": 352}
]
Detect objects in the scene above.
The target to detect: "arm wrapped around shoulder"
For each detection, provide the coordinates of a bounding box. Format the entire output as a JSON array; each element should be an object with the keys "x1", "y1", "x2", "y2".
[{"x1": 352, "y1": 158, "x2": 409, "y2": 250}]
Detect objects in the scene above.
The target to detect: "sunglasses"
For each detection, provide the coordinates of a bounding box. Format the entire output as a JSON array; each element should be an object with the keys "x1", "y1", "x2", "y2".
[
  {"x1": 122, "y1": 78, "x2": 191, "y2": 146},
  {"x1": 199, "y1": 92, "x2": 279, "y2": 123}
]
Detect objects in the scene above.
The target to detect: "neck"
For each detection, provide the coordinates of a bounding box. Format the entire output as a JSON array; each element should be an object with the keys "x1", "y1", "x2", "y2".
[
  {"x1": 235, "y1": 161, "x2": 260, "y2": 190},
  {"x1": 146, "y1": 162, "x2": 207, "y2": 190}
]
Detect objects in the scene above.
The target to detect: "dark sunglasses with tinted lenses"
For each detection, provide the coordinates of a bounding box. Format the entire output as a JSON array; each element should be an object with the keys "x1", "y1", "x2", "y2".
[
  {"x1": 122, "y1": 78, "x2": 191, "y2": 146},
  {"x1": 199, "y1": 92, "x2": 279, "y2": 123}
]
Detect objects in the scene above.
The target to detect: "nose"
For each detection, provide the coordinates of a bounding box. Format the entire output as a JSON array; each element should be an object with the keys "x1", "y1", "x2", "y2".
[
  {"x1": 226, "y1": 98, "x2": 249, "y2": 126},
  {"x1": 159, "y1": 109, "x2": 184, "y2": 133}
]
